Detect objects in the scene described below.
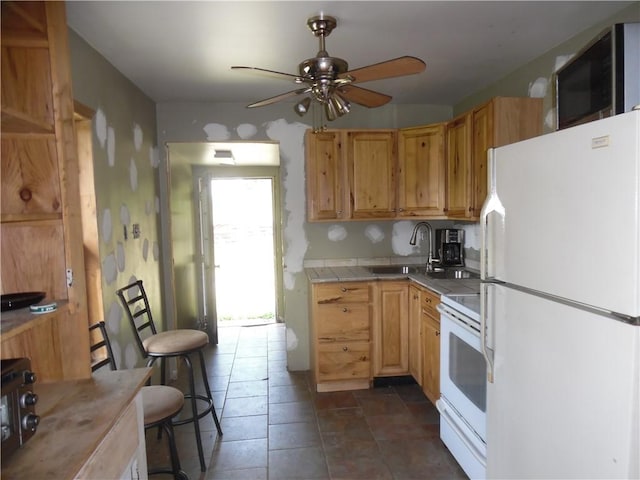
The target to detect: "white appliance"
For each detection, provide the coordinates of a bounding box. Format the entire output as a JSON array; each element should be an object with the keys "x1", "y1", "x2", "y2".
[
  {"x1": 437, "y1": 294, "x2": 486, "y2": 479},
  {"x1": 480, "y1": 110, "x2": 640, "y2": 479}
]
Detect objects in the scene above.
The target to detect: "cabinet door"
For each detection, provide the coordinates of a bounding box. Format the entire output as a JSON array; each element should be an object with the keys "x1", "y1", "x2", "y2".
[
  {"x1": 373, "y1": 281, "x2": 409, "y2": 376},
  {"x1": 347, "y1": 130, "x2": 397, "y2": 219},
  {"x1": 445, "y1": 112, "x2": 472, "y2": 219},
  {"x1": 398, "y1": 124, "x2": 446, "y2": 217},
  {"x1": 305, "y1": 130, "x2": 346, "y2": 221},
  {"x1": 422, "y1": 314, "x2": 440, "y2": 406},
  {"x1": 408, "y1": 285, "x2": 422, "y2": 385},
  {"x1": 471, "y1": 102, "x2": 493, "y2": 218}
]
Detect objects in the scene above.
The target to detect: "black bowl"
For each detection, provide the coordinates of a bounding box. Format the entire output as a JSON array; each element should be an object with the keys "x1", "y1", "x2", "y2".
[{"x1": 1, "y1": 292, "x2": 46, "y2": 312}]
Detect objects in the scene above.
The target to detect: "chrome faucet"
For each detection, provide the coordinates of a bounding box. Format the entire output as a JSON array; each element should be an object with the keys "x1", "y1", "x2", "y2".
[{"x1": 409, "y1": 221, "x2": 438, "y2": 272}]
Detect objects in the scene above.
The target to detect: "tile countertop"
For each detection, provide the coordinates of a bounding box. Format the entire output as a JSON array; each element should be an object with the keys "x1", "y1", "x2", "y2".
[{"x1": 306, "y1": 265, "x2": 480, "y2": 296}]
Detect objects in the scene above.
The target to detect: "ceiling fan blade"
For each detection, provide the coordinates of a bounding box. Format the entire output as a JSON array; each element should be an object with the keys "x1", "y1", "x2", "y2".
[
  {"x1": 342, "y1": 56, "x2": 426, "y2": 84},
  {"x1": 337, "y1": 85, "x2": 392, "y2": 108},
  {"x1": 231, "y1": 66, "x2": 299, "y2": 82},
  {"x1": 246, "y1": 88, "x2": 310, "y2": 108}
]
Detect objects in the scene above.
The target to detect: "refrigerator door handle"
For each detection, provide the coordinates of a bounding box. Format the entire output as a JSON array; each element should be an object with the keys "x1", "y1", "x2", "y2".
[
  {"x1": 480, "y1": 148, "x2": 504, "y2": 281},
  {"x1": 480, "y1": 282, "x2": 495, "y2": 383}
]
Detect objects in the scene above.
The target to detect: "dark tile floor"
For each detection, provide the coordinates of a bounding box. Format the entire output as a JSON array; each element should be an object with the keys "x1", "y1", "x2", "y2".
[{"x1": 145, "y1": 322, "x2": 467, "y2": 480}]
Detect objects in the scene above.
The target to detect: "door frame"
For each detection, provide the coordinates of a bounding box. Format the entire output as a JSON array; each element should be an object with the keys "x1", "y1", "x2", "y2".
[{"x1": 193, "y1": 165, "x2": 284, "y2": 339}]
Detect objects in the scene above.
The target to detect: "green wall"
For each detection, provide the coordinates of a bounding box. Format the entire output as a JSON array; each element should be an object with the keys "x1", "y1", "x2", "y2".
[{"x1": 67, "y1": 28, "x2": 162, "y2": 370}]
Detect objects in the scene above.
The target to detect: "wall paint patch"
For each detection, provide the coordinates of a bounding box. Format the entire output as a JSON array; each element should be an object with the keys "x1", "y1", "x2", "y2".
[
  {"x1": 129, "y1": 157, "x2": 138, "y2": 191},
  {"x1": 364, "y1": 225, "x2": 385, "y2": 244},
  {"x1": 528, "y1": 77, "x2": 548, "y2": 98},
  {"x1": 107, "y1": 126, "x2": 116, "y2": 167},
  {"x1": 103, "y1": 253, "x2": 118, "y2": 285},
  {"x1": 116, "y1": 242, "x2": 125, "y2": 272},
  {"x1": 106, "y1": 299, "x2": 122, "y2": 335},
  {"x1": 101, "y1": 208, "x2": 113, "y2": 245},
  {"x1": 143, "y1": 238, "x2": 150, "y2": 261},
  {"x1": 554, "y1": 54, "x2": 573, "y2": 72},
  {"x1": 286, "y1": 327, "x2": 299, "y2": 351},
  {"x1": 265, "y1": 119, "x2": 310, "y2": 290},
  {"x1": 237, "y1": 123, "x2": 258, "y2": 139},
  {"x1": 120, "y1": 204, "x2": 131, "y2": 226},
  {"x1": 133, "y1": 123, "x2": 143, "y2": 151},
  {"x1": 328, "y1": 224, "x2": 347, "y2": 241},
  {"x1": 392, "y1": 221, "x2": 419, "y2": 256},
  {"x1": 203, "y1": 123, "x2": 231, "y2": 141},
  {"x1": 153, "y1": 241, "x2": 160, "y2": 261},
  {"x1": 95, "y1": 108, "x2": 107, "y2": 148}
]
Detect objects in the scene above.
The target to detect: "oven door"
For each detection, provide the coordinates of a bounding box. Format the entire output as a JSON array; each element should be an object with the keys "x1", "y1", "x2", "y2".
[{"x1": 438, "y1": 303, "x2": 487, "y2": 442}]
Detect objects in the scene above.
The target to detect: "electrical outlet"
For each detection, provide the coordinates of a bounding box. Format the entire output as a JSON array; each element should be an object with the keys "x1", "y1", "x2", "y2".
[{"x1": 132, "y1": 223, "x2": 141, "y2": 239}]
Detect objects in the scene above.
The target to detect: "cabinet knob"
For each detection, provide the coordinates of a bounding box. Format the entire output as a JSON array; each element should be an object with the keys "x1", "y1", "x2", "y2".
[
  {"x1": 342, "y1": 346, "x2": 348, "y2": 352},
  {"x1": 436, "y1": 331, "x2": 440, "y2": 336},
  {"x1": 341, "y1": 287, "x2": 347, "y2": 292},
  {"x1": 342, "y1": 307, "x2": 348, "y2": 313}
]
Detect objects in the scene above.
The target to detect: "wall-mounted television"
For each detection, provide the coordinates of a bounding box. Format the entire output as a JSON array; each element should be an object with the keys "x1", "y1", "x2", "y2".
[{"x1": 555, "y1": 23, "x2": 639, "y2": 130}]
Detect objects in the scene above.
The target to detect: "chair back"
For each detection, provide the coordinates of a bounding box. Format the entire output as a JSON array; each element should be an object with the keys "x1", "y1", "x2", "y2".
[
  {"x1": 89, "y1": 321, "x2": 117, "y2": 372},
  {"x1": 116, "y1": 279, "x2": 158, "y2": 358}
]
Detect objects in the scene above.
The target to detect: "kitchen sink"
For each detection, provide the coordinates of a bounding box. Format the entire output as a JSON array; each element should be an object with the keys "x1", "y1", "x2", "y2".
[
  {"x1": 426, "y1": 269, "x2": 479, "y2": 279},
  {"x1": 366, "y1": 265, "x2": 425, "y2": 275}
]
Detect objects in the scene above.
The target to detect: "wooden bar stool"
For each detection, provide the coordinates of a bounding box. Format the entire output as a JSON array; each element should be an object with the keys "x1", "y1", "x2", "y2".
[
  {"x1": 116, "y1": 280, "x2": 222, "y2": 472},
  {"x1": 89, "y1": 321, "x2": 188, "y2": 479}
]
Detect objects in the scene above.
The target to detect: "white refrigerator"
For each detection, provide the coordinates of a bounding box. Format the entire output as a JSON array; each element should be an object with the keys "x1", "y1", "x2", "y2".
[{"x1": 480, "y1": 110, "x2": 640, "y2": 479}]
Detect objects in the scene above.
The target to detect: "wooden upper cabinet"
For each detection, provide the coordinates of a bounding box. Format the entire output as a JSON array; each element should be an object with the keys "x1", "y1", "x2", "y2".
[
  {"x1": 1, "y1": 1, "x2": 90, "y2": 381},
  {"x1": 398, "y1": 124, "x2": 446, "y2": 218},
  {"x1": 445, "y1": 112, "x2": 472, "y2": 219},
  {"x1": 347, "y1": 130, "x2": 397, "y2": 219},
  {"x1": 305, "y1": 130, "x2": 346, "y2": 221},
  {"x1": 471, "y1": 97, "x2": 543, "y2": 217}
]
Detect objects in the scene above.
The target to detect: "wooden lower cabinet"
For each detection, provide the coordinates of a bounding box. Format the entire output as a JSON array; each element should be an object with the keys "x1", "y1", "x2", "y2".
[
  {"x1": 373, "y1": 281, "x2": 409, "y2": 377},
  {"x1": 310, "y1": 281, "x2": 372, "y2": 392},
  {"x1": 420, "y1": 288, "x2": 441, "y2": 405},
  {"x1": 408, "y1": 284, "x2": 422, "y2": 385}
]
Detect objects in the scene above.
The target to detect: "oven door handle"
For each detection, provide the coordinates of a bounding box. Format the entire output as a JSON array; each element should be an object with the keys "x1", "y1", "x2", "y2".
[{"x1": 480, "y1": 282, "x2": 495, "y2": 383}]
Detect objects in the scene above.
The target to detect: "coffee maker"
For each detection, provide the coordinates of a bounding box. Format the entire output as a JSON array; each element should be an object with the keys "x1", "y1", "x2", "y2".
[{"x1": 434, "y1": 229, "x2": 465, "y2": 267}]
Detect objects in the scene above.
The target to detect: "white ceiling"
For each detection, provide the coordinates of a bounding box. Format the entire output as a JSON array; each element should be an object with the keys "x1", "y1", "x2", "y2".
[{"x1": 66, "y1": 1, "x2": 635, "y2": 108}]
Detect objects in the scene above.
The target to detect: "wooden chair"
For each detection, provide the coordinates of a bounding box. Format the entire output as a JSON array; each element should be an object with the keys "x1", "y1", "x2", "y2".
[
  {"x1": 116, "y1": 280, "x2": 222, "y2": 473},
  {"x1": 89, "y1": 321, "x2": 188, "y2": 480}
]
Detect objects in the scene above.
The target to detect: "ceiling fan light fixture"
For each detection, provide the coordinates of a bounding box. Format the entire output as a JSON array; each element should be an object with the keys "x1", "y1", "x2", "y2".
[
  {"x1": 331, "y1": 93, "x2": 351, "y2": 115},
  {"x1": 294, "y1": 97, "x2": 312, "y2": 116},
  {"x1": 324, "y1": 100, "x2": 338, "y2": 121}
]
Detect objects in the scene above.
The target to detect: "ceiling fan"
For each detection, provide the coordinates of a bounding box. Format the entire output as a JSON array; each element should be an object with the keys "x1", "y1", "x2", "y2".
[{"x1": 231, "y1": 15, "x2": 426, "y2": 121}]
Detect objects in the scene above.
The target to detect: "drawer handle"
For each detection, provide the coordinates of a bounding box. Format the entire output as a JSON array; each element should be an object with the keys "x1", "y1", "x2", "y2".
[
  {"x1": 342, "y1": 307, "x2": 348, "y2": 313},
  {"x1": 342, "y1": 346, "x2": 348, "y2": 352}
]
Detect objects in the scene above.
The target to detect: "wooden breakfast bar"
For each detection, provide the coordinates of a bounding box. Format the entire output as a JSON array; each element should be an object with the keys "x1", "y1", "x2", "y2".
[{"x1": 1, "y1": 368, "x2": 152, "y2": 479}]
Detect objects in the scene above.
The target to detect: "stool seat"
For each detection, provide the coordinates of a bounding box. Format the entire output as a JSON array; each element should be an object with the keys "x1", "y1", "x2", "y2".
[
  {"x1": 142, "y1": 386, "x2": 184, "y2": 424},
  {"x1": 143, "y1": 329, "x2": 209, "y2": 355}
]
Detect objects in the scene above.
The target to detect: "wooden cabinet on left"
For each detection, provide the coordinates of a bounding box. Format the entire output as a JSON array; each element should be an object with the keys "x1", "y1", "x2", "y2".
[
  {"x1": 310, "y1": 281, "x2": 373, "y2": 392},
  {"x1": 1, "y1": 1, "x2": 91, "y2": 381}
]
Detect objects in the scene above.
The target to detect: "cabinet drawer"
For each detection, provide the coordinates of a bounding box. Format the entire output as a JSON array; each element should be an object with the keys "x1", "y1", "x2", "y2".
[
  {"x1": 421, "y1": 289, "x2": 440, "y2": 319},
  {"x1": 317, "y1": 342, "x2": 370, "y2": 382},
  {"x1": 316, "y1": 304, "x2": 370, "y2": 342},
  {"x1": 314, "y1": 282, "x2": 371, "y2": 304}
]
